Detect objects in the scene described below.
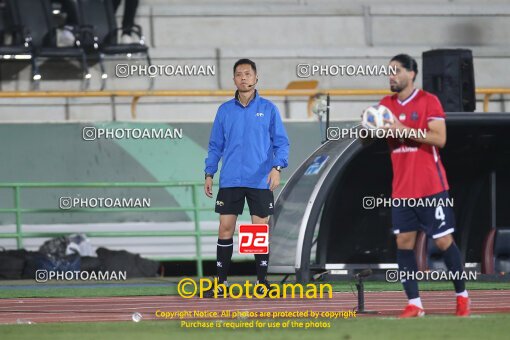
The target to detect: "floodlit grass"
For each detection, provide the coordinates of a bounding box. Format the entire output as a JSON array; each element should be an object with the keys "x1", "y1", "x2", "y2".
[{"x1": 1, "y1": 314, "x2": 509, "y2": 340}]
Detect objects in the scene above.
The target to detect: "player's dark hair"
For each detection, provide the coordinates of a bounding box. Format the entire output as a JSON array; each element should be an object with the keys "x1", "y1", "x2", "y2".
[
  {"x1": 391, "y1": 54, "x2": 418, "y2": 81},
  {"x1": 233, "y1": 59, "x2": 257, "y2": 74}
]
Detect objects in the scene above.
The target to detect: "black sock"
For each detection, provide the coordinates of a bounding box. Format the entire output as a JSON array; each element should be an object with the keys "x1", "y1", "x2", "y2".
[
  {"x1": 442, "y1": 242, "x2": 466, "y2": 293},
  {"x1": 397, "y1": 249, "x2": 419, "y2": 299},
  {"x1": 255, "y1": 254, "x2": 269, "y2": 282},
  {"x1": 216, "y1": 238, "x2": 233, "y2": 283}
]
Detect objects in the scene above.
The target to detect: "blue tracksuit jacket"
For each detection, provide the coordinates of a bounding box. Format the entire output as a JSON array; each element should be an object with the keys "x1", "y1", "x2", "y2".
[{"x1": 204, "y1": 90, "x2": 290, "y2": 189}]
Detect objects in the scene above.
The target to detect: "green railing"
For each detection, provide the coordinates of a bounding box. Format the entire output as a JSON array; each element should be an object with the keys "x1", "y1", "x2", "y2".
[{"x1": 0, "y1": 182, "x2": 222, "y2": 277}]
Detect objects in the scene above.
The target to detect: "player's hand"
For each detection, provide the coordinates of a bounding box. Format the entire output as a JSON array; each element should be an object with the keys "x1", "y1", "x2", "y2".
[
  {"x1": 267, "y1": 168, "x2": 281, "y2": 191},
  {"x1": 383, "y1": 114, "x2": 406, "y2": 131},
  {"x1": 204, "y1": 177, "x2": 213, "y2": 198}
]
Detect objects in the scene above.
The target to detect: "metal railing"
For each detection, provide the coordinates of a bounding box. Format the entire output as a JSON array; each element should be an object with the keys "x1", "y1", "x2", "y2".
[
  {"x1": 477, "y1": 88, "x2": 510, "y2": 113},
  {"x1": 0, "y1": 182, "x2": 221, "y2": 277},
  {"x1": 0, "y1": 88, "x2": 508, "y2": 118}
]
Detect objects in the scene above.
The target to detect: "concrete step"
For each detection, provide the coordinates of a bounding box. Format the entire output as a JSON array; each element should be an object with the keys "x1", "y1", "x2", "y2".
[
  {"x1": 2, "y1": 46, "x2": 510, "y2": 90},
  {"x1": 0, "y1": 96, "x2": 507, "y2": 123},
  {"x1": 127, "y1": 3, "x2": 510, "y2": 48}
]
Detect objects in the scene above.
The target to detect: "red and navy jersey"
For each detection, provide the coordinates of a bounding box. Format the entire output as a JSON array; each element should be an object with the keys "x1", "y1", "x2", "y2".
[{"x1": 379, "y1": 89, "x2": 449, "y2": 199}]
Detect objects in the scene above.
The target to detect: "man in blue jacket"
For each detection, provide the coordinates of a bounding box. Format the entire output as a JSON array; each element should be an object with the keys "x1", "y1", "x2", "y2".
[{"x1": 204, "y1": 58, "x2": 290, "y2": 297}]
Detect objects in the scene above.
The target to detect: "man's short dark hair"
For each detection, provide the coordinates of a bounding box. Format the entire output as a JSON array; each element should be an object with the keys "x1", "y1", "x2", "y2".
[
  {"x1": 391, "y1": 54, "x2": 418, "y2": 81},
  {"x1": 233, "y1": 59, "x2": 257, "y2": 74}
]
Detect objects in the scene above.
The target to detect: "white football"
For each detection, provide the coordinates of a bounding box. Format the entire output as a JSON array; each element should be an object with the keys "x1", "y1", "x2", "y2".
[
  {"x1": 377, "y1": 105, "x2": 394, "y2": 127},
  {"x1": 362, "y1": 106, "x2": 382, "y2": 129},
  {"x1": 362, "y1": 105, "x2": 394, "y2": 129}
]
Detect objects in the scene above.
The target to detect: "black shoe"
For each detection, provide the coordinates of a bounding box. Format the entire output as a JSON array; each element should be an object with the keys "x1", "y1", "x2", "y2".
[
  {"x1": 255, "y1": 280, "x2": 280, "y2": 298},
  {"x1": 202, "y1": 281, "x2": 228, "y2": 298}
]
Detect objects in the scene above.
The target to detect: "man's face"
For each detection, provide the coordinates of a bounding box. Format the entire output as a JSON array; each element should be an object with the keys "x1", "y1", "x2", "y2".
[
  {"x1": 233, "y1": 64, "x2": 257, "y2": 92},
  {"x1": 389, "y1": 60, "x2": 414, "y2": 93}
]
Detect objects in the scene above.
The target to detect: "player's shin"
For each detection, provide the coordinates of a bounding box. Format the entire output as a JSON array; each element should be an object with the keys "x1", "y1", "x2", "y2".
[
  {"x1": 397, "y1": 249, "x2": 421, "y2": 305},
  {"x1": 217, "y1": 238, "x2": 234, "y2": 284},
  {"x1": 255, "y1": 253, "x2": 269, "y2": 282},
  {"x1": 442, "y1": 242, "x2": 467, "y2": 295}
]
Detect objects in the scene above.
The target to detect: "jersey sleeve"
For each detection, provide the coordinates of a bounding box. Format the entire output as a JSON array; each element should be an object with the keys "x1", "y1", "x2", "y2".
[
  {"x1": 270, "y1": 104, "x2": 290, "y2": 168},
  {"x1": 204, "y1": 107, "x2": 225, "y2": 174},
  {"x1": 427, "y1": 94, "x2": 446, "y2": 121}
]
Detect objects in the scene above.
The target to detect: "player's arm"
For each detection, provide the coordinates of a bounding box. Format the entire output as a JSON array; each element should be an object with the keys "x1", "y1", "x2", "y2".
[
  {"x1": 388, "y1": 93, "x2": 447, "y2": 148},
  {"x1": 268, "y1": 106, "x2": 290, "y2": 191},
  {"x1": 204, "y1": 109, "x2": 225, "y2": 197},
  {"x1": 390, "y1": 117, "x2": 446, "y2": 148},
  {"x1": 405, "y1": 94, "x2": 447, "y2": 148}
]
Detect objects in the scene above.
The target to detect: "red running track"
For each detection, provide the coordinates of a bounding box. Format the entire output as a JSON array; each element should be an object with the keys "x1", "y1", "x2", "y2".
[{"x1": 0, "y1": 290, "x2": 509, "y2": 324}]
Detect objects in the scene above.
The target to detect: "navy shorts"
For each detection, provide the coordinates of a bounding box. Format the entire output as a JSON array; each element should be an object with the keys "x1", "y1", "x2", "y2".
[
  {"x1": 215, "y1": 187, "x2": 274, "y2": 217},
  {"x1": 391, "y1": 190, "x2": 455, "y2": 239}
]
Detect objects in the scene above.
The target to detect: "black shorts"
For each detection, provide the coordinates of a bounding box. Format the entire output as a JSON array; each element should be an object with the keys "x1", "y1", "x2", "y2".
[{"x1": 215, "y1": 187, "x2": 274, "y2": 217}]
